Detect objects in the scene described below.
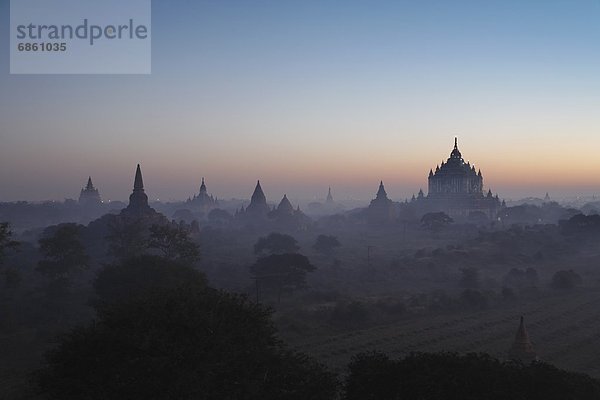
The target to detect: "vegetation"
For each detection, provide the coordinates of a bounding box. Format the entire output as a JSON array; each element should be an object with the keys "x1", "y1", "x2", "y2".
[
  {"x1": 551, "y1": 270, "x2": 582, "y2": 290},
  {"x1": 38, "y1": 257, "x2": 336, "y2": 400},
  {"x1": 93, "y1": 255, "x2": 207, "y2": 305},
  {"x1": 313, "y1": 234, "x2": 341, "y2": 256},
  {"x1": 147, "y1": 223, "x2": 200, "y2": 263},
  {"x1": 250, "y1": 253, "x2": 316, "y2": 302},
  {"x1": 345, "y1": 352, "x2": 600, "y2": 400},
  {"x1": 0, "y1": 222, "x2": 19, "y2": 265},
  {"x1": 36, "y1": 224, "x2": 89, "y2": 282},
  {"x1": 254, "y1": 232, "x2": 300, "y2": 255}
]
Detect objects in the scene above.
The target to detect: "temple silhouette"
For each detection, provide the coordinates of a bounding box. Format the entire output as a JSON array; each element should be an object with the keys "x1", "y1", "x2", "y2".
[
  {"x1": 235, "y1": 181, "x2": 310, "y2": 230},
  {"x1": 367, "y1": 181, "x2": 396, "y2": 224},
  {"x1": 187, "y1": 178, "x2": 218, "y2": 212},
  {"x1": 508, "y1": 316, "x2": 537, "y2": 363},
  {"x1": 78, "y1": 177, "x2": 101, "y2": 206},
  {"x1": 412, "y1": 138, "x2": 502, "y2": 220}
]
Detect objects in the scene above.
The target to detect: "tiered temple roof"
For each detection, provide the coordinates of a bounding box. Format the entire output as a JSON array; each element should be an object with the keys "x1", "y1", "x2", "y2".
[
  {"x1": 79, "y1": 176, "x2": 101, "y2": 206},
  {"x1": 244, "y1": 180, "x2": 270, "y2": 216}
]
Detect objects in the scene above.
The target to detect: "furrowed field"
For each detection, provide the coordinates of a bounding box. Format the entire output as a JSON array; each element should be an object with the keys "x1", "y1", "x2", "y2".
[{"x1": 291, "y1": 288, "x2": 600, "y2": 378}]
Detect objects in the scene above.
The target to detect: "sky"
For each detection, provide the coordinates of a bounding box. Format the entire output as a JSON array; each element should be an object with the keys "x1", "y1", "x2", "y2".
[{"x1": 1, "y1": 0, "x2": 600, "y2": 203}]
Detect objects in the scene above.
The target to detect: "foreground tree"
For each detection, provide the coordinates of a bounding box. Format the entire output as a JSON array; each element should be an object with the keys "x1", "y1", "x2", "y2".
[
  {"x1": 37, "y1": 224, "x2": 89, "y2": 282},
  {"x1": 93, "y1": 255, "x2": 207, "y2": 305},
  {"x1": 106, "y1": 217, "x2": 149, "y2": 261},
  {"x1": 254, "y1": 232, "x2": 299, "y2": 255},
  {"x1": 147, "y1": 223, "x2": 200, "y2": 264},
  {"x1": 37, "y1": 286, "x2": 337, "y2": 400},
  {"x1": 345, "y1": 352, "x2": 600, "y2": 400}
]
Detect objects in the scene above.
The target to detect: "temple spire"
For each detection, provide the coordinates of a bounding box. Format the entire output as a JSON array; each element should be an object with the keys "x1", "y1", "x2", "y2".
[
  {"x1": 376, "y1": 181, "x2": 388, "y2": 200},
  {"x1": 508, "y1": 316, "x2": 537, "y2": 363},
  {"x1": 134, "y1": 164, "x2": 144, "y2": 191},
  {"x1": 123, "y1": 163, "x2": 150, "y2": 214},
  {"x1": 86, "y1": 176, "x2": 94, "y2": 190},
  {"x1": 454, "y1": 137, "x2": 458, "y2": 149},
  {"x1": 245, "y1": 179, "x2": 269, "y2": 216}
]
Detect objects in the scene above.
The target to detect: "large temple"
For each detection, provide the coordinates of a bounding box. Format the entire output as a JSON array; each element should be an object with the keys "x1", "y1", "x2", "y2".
[
  {"x1": 415, "y1": 138, "x2": 502, "y2": 220},
  {"x1": 187, "y1": 178, "x2": 218, "y2": 211}
]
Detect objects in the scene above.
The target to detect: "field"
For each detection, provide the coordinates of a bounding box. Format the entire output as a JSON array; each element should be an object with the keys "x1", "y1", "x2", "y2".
[{"x1": 291, "y1": 288, "x2": 600, "y2": 378}]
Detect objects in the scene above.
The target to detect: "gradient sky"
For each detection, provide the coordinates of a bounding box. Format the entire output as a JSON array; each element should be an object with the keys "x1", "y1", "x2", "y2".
[{"x1": 1, "y1": 0, "x2": 600, "y2": 203}]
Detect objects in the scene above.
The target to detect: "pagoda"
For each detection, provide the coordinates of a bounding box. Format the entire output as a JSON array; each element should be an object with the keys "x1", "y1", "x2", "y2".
[
  {"x1": 188, "y1": 178, "x2": 218, "y2": 211},
  {"x1": 244, "y1": 180, "x2": 270, "y2": 217},
  {"x1": 367, "y1": 181, "x2": 396, "y2": 224},
  {"x1": 121, "y1": 164, "x2": 155, "y2": 216},
  {"x1": 508, "y1": 316, "x2": 537, "y2": 363},
  {"x1": 79, "y1": 176, "x2": 101, "y2": 206}
]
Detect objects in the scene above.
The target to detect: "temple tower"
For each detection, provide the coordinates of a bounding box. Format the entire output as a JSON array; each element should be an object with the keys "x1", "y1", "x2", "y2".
[
  {"x1": 277, "y1": 194, "x2": 294, "y2": 215},
  {"x1": 368, "y1": 181, "x2": 396, "y2": 224},
  {"x1": 123, "y1": 164, "x2": 152, "y2": 216},
  {"x1": 245, "y1": 180, "x2": 270, "y2": 216},
  {"x1": 79, "y1": 176, "x2": 101, "y2": 206}
]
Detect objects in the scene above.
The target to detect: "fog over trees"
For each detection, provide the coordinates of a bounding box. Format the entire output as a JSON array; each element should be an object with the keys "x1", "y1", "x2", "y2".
[{"x1": 3, "y1": 163, "x2": 600, "y2": 399}]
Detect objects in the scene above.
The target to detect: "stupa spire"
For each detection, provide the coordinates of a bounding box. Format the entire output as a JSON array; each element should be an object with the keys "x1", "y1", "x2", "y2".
[
  {"x1": 124, "y1": 163, "x2": 150, "y2": 214},
  {"x1": 508, "y1": 316, "x2": 537, "y2": 363},
  {"x1": 376, "y1": 181, "x2": 388, "y2": 200},
  {"x1": 133, "y1": 164, "x2": 144, "y2": 191}
]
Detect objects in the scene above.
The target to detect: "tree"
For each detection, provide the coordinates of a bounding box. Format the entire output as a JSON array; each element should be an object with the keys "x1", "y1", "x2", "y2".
[
  {"x1": 37, "y1": 287, "x2": 337, "y2": 400},
  {"x1": 93, "y1": 255, "x2": 207, "y2": 305},
  {"x1": 313, "y1": 235, "x2": 341, "y2": 256},
  {"x1": 344, "y1": 352, "x2": 600, "y2": 400},
  {"x1": 254, "y1": 233, "x2": 299, "y2": 255},
  {"x1": 421, "y1": 212, "x2": 453, "y2": 235},
  {"x1": 37, "y1": 224, "x2": 89, "y2": 282},
  {"x1": 106, "y1": 216, "x2": 148, "y2": 260},
  {"x1": 0, "y1": 222, "x2": 20, "y2": 287},
  {"x1": 250, "y1": 253, "x2": 315, "y2": 302},
  {"x1": 0, "y1": 222, "x2": 20, "y2": 265},
  {"x1": 551, "y1": 270, "x2": 582, "y2": 290},
  {"x1": 147, "y1": 224, "x2": 200, "y2": 264}
]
